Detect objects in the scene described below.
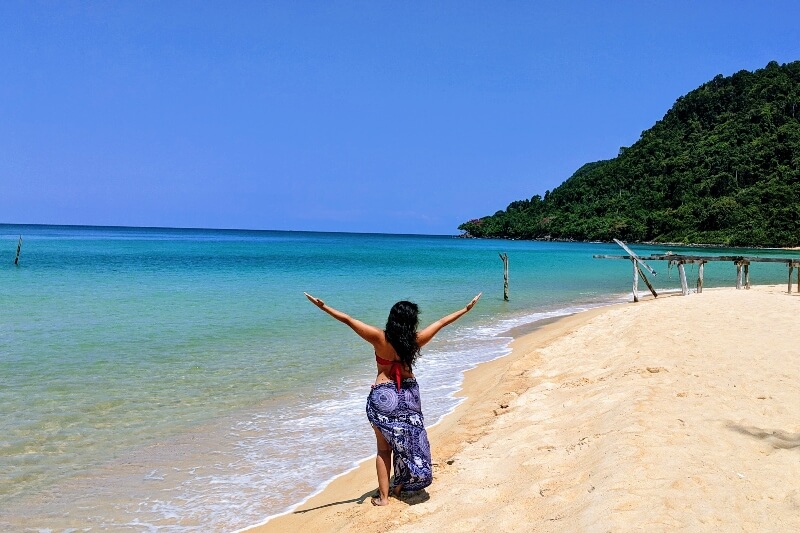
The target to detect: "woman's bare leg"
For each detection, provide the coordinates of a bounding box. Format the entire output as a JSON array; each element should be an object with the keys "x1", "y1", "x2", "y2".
[{"x1": 372, "y1": 426, "x2": 392, "y2": 506}]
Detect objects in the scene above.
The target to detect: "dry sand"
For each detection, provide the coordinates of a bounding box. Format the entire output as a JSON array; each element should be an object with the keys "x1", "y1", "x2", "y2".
[{"x1": 244, "y1": 286, "x2": 800, "y2": 532}]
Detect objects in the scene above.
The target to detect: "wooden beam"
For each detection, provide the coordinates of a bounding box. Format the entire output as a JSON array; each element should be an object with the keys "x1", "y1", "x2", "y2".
[
  {"x1": 595, "y1": 254, "x2": 796, "y2": 263},
  {"x1": 631, "y1": 259, "x2": 639, "y2": 302},
  {"x1": 613, "y1": 239, "x2": 657, "y2": 276},
  {"x1": 636, "y1": 264, "x2": 658, "y2": 298}
]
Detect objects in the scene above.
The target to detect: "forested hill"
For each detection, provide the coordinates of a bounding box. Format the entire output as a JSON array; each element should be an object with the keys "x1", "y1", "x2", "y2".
[{"x1": 459, "y1": 60, "x2": 800, "y2": 247}]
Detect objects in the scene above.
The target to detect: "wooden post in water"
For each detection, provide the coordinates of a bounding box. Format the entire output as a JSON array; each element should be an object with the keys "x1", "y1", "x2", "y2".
[
  {"x1": 735, "y1": 261, "x2": 744, "y2": 290},
  {"x1": 677, "y1": 262, "x2": 689, "y2": 295},
  {"x1": 744, "y1": 262, "x2": 750, "y2": 289},
  {"x1": 14, "y1": 235, "x2": 22, "y2": 266},
  {"x1": 697, "y1": 261, "x2": 705, "y2": 293},
  {"x1": 499, "y1": 253, "x2": 509, "y2": 301},
  {"x1": 794, "y1": 261, "x2": 800, "y2": 293}
]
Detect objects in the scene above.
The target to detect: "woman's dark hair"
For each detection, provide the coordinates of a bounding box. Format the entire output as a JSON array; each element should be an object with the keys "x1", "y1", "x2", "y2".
[{"x1": 384, "y1": 300, "x2": 421, "y2": 370}]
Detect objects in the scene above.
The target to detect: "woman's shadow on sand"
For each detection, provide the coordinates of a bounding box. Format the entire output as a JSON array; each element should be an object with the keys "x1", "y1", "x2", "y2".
[{"x1": 294, "y1": 489, "x2": 430, "y2": 514}]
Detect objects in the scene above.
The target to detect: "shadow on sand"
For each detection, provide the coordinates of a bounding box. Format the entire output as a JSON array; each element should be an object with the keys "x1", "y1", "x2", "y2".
[
  {"x1": 727, "y1": 422, "x2": 800, "y2": 450},
  {"x1": 294, "y1": 488, "x2": 430, "y2": 514}
]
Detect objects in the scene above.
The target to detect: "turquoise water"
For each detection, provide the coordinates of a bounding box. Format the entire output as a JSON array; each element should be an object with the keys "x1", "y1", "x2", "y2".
[{"x1": 1, "y1": 224, "x2": 797, "y2": 531}]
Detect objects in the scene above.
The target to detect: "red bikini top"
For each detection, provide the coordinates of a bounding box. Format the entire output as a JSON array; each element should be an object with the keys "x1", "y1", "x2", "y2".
[{"x1": 375, "y1": 354, "x2": 403, "y2": 391}]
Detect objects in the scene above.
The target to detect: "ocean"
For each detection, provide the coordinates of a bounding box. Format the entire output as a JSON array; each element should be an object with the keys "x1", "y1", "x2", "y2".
[{"x1": 1, "y1": 224, "x2": 796, "y2": 531}]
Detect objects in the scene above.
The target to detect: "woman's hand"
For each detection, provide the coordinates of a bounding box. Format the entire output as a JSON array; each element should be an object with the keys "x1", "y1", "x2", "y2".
[
  {"x1": 466, "y1": 292, "x2": 482, "y2": 311},
  {"x1": 304, "y1": 292, "x2": 325, "y2": 309}
]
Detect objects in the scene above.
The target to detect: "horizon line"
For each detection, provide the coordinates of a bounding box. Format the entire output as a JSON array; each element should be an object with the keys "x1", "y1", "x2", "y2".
[{"x1": 0, "y1": 221, "x2": 460, "y2": 239}]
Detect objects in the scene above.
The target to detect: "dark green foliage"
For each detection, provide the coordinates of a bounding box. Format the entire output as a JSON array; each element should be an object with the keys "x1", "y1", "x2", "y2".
[{"x1": 459, "y1": 61, "x2": 800, "y2": 247}]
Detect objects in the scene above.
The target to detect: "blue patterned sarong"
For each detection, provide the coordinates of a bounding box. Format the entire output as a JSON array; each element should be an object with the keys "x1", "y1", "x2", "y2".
[{"x1": 366, "y1": 378, "x2": 432, "y2": 492}]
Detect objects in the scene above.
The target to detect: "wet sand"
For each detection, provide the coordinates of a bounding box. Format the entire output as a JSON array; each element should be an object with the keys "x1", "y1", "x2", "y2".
[{"x1": 243, "y1": 285, "x2": 800, "y2": 532}]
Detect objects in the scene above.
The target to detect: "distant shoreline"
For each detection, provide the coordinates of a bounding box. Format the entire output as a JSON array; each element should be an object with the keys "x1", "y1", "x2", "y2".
[{"x1": 457, "y1": 232, "x2": 800, "y2": 251}]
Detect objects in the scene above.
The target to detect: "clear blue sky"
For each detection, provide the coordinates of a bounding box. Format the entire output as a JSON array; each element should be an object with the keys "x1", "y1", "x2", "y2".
[{"x1": 1, "y1": 1, "x2": 798, "y2": 234}]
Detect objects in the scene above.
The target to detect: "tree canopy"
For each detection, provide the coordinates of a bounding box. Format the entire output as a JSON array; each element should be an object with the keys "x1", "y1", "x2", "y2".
[{"x1": 459, "y1": 60, "x2": 800, "y2": 247}]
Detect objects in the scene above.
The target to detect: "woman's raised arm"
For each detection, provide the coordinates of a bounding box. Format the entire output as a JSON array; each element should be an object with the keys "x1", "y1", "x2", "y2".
[
  {"x1": 416, "y1": 293, "x2": 481, "y2": 348},
  {"x1": 304, "y1": 292, "x2": 384, "y2": 346}
]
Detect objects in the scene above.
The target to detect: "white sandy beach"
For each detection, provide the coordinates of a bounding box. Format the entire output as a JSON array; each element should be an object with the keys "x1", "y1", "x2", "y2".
[{"x1": 245, "y1": 285, "x2": 800, "y2": 532}]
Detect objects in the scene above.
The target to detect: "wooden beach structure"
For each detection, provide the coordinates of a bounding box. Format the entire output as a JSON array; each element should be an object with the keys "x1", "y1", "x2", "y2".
[{"x1": 595, "y1": 241, "x2": 800, "y2": 301}]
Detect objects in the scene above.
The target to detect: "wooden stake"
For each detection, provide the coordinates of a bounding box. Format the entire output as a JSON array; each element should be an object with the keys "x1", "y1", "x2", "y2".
[
  {"x1": 744, "y1": 263, "x2": 750, "y2": 289},
  {"x1": 631, "y1": 259, "x2": 639, "y2": 302},
  {"x1": 678, "y1": 262, "x2": 689, "y2": 295},
  {"x1": 735, "y1": 262, "x2": 743, "y2": 290},
  {"x1": 14, "y1": 235, "x2": 22, "y2": 266},
  {"x1": 499, "y1": 253, "x2": 509, "y2": 301},
  {"x1": 697, "y1": 261, "x2": 705, "y2": 293},
  {"x1": 789, "y1": 265, "x2": 794, "y2": 294}
]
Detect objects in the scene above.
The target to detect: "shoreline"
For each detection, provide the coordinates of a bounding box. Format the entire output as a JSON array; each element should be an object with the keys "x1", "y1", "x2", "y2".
[
  {"x1": 240, "y1": 299, "x2": 623, "y2": 532},
  {"x1": 243, "y1": 285, "x2": 800, "y2": 532},
  {"x1": 234, "y1": 296, "x2": 631, "y2": 532},
  {"x1": 234, "y1": 300, "x2": 620, "y2": 533}
]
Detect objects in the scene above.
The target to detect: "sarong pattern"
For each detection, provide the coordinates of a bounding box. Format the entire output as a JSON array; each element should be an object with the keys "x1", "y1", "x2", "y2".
[{"x1": 366, "y1": 379, "x2": 432, "y2": 492}]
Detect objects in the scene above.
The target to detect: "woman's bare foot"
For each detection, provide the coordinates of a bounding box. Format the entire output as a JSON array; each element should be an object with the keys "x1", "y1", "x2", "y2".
[
  {"x1": 391, "y1": 485, "x2": 403, "y2": 498},
  {"x1": 371, "y1": 496, "x2": 389, "y2": 506}
]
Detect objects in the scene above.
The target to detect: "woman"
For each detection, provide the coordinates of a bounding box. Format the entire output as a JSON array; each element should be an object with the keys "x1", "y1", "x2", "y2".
[{"x1": 304, "y1": 292, "x2": 481, "y2": 506}]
